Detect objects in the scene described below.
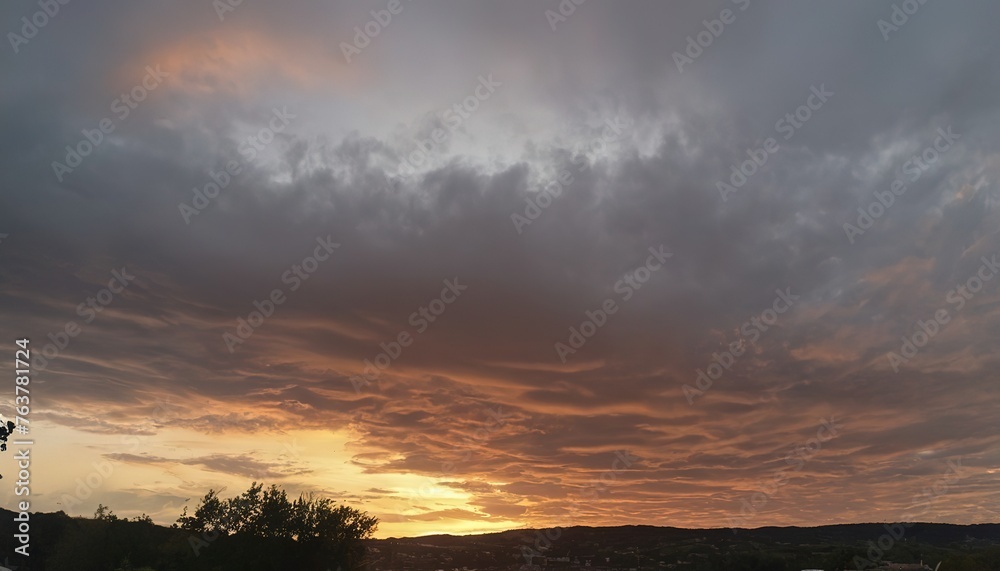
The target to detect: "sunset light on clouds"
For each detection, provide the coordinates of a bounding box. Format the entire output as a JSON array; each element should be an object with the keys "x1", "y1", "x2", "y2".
[{"x1": 1, "y1": 0, "x2": 999, "y2": 549}]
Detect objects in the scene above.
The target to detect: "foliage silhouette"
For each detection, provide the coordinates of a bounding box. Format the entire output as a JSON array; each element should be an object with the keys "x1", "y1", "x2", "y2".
[
  {"x1": 36, "y1": 483, "x2": 378, "y2": 571},
  {"x1": 177, "y1": 481, "x2": 379, "y2": 569}
]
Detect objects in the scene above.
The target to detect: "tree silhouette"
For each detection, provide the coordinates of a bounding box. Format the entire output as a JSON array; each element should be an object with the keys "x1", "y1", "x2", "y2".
[
  {"x1": 0, "y1": 420, "x2": 15, "y2": 479},
  {"x1": 0, "y1": 420, "x2": 15, "y2": 451},
  {"x1": 177, "y1": 482, "x2": 378, "y2": 569},
  {"x1": 94, "y1": 504, "x2": 119, "y2": 521}
]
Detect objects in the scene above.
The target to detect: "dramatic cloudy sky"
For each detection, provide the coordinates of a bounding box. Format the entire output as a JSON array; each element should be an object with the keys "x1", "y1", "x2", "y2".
[{"x1": 1, "y1": 0, "x2": 999, "y2": 537}]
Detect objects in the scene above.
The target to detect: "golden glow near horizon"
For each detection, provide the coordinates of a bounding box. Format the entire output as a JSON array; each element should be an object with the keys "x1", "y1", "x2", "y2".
[
  {"x1": 2, "y1": 0, "x2": 999, "y2": 542},
  {"x1": 1, "y1": 422, "x2": 521, "y2": 538}
]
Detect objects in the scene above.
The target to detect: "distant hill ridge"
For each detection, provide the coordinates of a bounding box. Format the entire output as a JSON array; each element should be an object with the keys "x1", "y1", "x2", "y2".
[{"x1": 3, "y1": 509, "x2": 997, "y2": 571}]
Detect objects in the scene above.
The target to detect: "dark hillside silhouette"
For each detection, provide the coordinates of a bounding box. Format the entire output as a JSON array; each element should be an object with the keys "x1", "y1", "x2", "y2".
[{"x1": 1, "y1": 483, "x2": 377, "y2": 571}]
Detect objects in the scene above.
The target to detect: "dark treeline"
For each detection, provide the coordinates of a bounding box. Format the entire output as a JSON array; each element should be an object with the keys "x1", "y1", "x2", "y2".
[
  {"x1": 374, "y1": 523, "x2": 1000, "y2": 571},
  {"x1": 0, "y1": 483, "x2": 377, "y2": 570},
  {"x1": 3, "y1": 497, "x2": 999, "y2": 571}
]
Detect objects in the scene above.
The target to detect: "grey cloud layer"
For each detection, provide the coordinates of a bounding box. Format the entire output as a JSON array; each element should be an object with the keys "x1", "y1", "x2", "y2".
[{"x1": 1, "y1": 0, "x2": 998, "y2": 527}]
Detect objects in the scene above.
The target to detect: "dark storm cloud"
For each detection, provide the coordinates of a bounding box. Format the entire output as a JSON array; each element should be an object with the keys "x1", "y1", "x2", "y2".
[{"x1": 1, "y1": 0, "x2": 998, "y2": 529}]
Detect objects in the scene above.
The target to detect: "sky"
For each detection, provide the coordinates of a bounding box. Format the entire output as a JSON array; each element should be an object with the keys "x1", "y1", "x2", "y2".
[{"x1": 1, "y1": 0, "x2": 999, "y2": 538}]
